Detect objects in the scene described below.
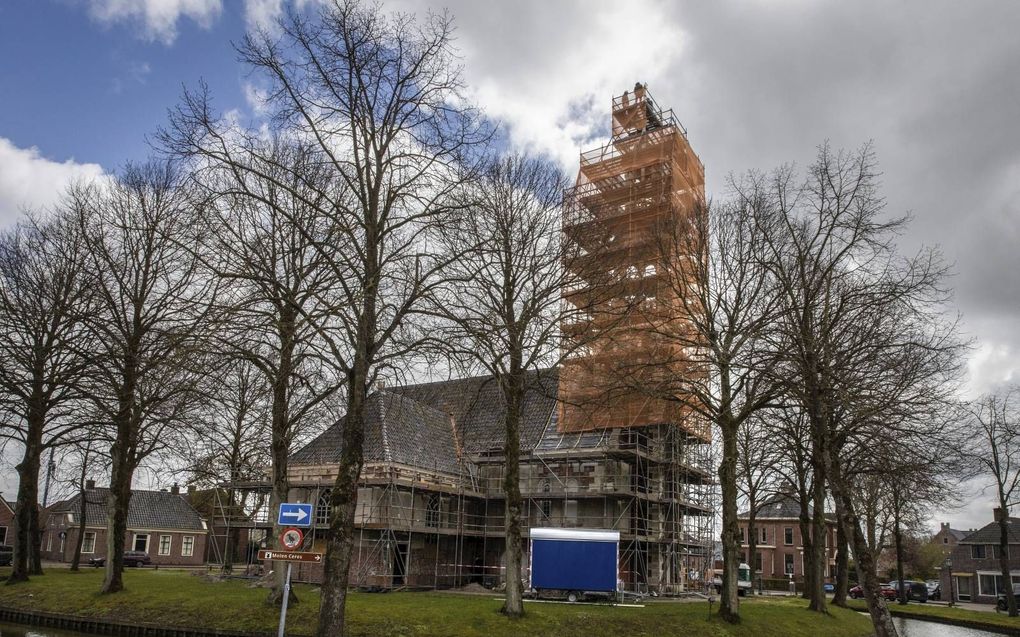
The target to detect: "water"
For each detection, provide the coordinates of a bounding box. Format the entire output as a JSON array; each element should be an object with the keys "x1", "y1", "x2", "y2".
[
  {"x1": 0, "y1": 624, "x2": 86, "y2": 637},
  {"x1": 893, "y1": 617, "x2": 1001, "y2": 637},
  {"x1": 0, "y1": 618, "x2": 1006, "y2": 637}
]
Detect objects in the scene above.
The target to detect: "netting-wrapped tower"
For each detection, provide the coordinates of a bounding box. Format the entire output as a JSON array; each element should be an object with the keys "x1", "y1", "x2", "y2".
[{"x1": 559, "y1": 83, "x2": 707, "y2": 436}]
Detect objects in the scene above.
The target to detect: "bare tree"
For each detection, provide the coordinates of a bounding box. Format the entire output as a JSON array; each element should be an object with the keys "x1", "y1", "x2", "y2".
[
  {"x1": 174, "y1": 140, "x2": 342, "y2": 602},
  {"x1": 163, "y1": 1, "x2": 488, "y2": 630},
  {"x1": 431, "y1": 153, "x2": 575, "y2": 616},
  {"x1": 623, "y1": 185, "x2": 779, "y2": 622},
  {"x1": 182, "y1": 357, "x2": 271, "y2": 573},
  {"x1": 0, "y1": 211, "x2": 93, "y2": 584},
  {"x1": 757, "y1": 143, "x2": 965, "y2": 636},
  {"x1": 736, "y1": 409, "x2": 784, "y2": 593},
  {"x1": 72, "y1": 161, "x2": 214, "y2": 594},
  {"x1": 965, "y1": 390, "x2": 1020, "y2": 616}
]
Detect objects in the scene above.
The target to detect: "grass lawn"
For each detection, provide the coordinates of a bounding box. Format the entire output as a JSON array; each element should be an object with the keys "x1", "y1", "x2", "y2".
[
  {"x1": 848, "y1": 599, "x2": 1020, "y2": 631},
  {"x1": 0, "y1": 568, "x2": 874, "y2": 637}
]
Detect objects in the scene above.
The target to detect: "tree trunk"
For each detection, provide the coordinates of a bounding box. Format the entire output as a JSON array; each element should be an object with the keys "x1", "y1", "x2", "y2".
[
  {"x1": 6, "y1": 439, "x2": 41, "y2": 584},
  {"x1": 70, "y1": 478, "x2": 89, "y2": 571},
  {"x1": 266, "y1": 308, "x2": 297, "y2": 606},
  {"x1": 797, "y1": 486, "x2": 814, "y2": 599},
  {"x1": 998, "y1": 506, "x2": 1017, "y2": 616},
  {"x1": 317, "y1": 370, "x2": 368, "y2": 637},
  {"x1": 830, "y1": 457, "x2": 897, "y2": 636},
  {"x1": 832, "y1": 495, "x2": 849, "y2": 607},
  {"x1": 102, "y1": 444, "x2": 134, "y2": 594},
  {"x1": 29, "y1": 504, "x2": 43, "y2": 575},
  {"x1": 717, "y1": 415, "x2": 741, "y2": 623},
  {"x1": 808, "y1": 444, "x2": 827, "y2": 612},
  {"x1": 501, "y1": 370, "x2": 525, "y2": 617},
  {"x1": 893, "y1": 494, "x2": 907, "y2": 606},
  {"x1": 747, "y1": 508, "x2": 758, "y2": 596}
]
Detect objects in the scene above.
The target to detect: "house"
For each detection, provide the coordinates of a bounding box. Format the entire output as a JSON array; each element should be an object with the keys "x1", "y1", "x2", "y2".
[
  {"x1": 941, "y1": 508, "x2": 1020, "y2": 604},
  {"x1": 0, "y1": 495, "x2": 14, "y2": 546},
  {"x1": 932, "y1": 522, "x2": 969, "y2": 555},
  {"x1": 266, "y1": 368, "x2": 716, "y2": 593},
  {"x1": 187, "y1": 487, "x2": 255, "y2": 566},
  {"x1": 736, "y1": 490, "x2": 838, "y2": 585},
  {"x1": 40, "y1": 481, "x2": 209, "y2": 566}
]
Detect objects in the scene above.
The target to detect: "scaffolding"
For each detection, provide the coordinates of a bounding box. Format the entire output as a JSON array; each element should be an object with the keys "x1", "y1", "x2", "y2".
[
  {"x1": 216, "y1": 85, "x2": 716, "y2": 595},
  {"x1": 559, "y1": 83, "x2": 707, "y2": 435}
]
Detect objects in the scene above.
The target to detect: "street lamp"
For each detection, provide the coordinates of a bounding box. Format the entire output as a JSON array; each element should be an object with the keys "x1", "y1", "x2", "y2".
[{"x1": 943, "y1": 555, "x2": 954, "y2": 608}]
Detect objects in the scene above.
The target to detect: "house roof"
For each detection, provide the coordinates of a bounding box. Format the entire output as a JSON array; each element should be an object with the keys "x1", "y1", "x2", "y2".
[
  {"x1": 737, "y1": 491, "x2": 835, "y2": 522},
  {"x1": 51, "y1": 487, "x2": 207, "y2": 531},
  {"x1": 291, "y1": 370, "x2": 562, "y2": 473},
  {"x1": 959, "y1": 518, "x2": 1020, "y2": 545},
  {"x1": 1, "y1": 497, "x2": 14, "y2": 515},
  {"x1": 947, "y1": 528, "x2": 969, "y2": 541}
]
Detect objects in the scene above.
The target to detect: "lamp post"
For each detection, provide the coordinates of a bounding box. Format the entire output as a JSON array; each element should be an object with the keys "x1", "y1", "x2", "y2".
[{"x1": 944, "y1": 555, "x2": 954, "y2": 607}]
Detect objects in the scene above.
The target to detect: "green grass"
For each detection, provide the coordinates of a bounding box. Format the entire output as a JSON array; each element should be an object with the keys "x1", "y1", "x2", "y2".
[
  {"x1": 848, "y1": 599, "x2": 1020, "y2": 630},
  {"x1": 0, "y1": 568, "x2": 874, "y2": 637}
]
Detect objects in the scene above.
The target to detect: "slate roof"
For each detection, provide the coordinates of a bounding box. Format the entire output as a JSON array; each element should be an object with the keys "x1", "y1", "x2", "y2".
[
  {"x1": 52, "y1": 488, "x2": 207, "y2": 531},
  {"x1": 737, "y1": 491, "x2": 836, "y2": 521},
  {"x1": 291, "y1": 370, "x2": 564, "y2": 474},
  {"x1": 958, "y1": 518, "x2": 1020, "y2": 545},
  {"x1": 947, "y1": 528, "x2": 969, "y2": 541}
]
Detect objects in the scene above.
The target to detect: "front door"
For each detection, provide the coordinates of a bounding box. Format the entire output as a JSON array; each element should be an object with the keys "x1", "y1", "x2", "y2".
[{"x1": 956, "y1": 575, "x2": 972, "y2": 601}]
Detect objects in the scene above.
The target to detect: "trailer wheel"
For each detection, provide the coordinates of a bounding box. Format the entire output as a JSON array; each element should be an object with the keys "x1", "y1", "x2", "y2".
[{"x1": 567, "y1": 591, "x2": 580, "y2": 603}]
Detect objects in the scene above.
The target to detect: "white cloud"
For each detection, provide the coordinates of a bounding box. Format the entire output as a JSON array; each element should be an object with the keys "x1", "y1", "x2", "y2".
[
  {"x1": 86, "y1": 0, "x2": 223, "y2": 45},
  {"x1": 244, "y1": 0, "x2": 284, "y2": 32},
  {"x1": 0, "y1": 138, "x2": 105, "y2": 227},
  {"x1": 387, "y1": 0, "x2": 686, "y2": 170}
]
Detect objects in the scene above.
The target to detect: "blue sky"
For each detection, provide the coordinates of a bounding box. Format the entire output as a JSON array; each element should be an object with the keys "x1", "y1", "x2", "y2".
[{"x1": 0, "y1": 1, "x2": 250, "y2": 169}]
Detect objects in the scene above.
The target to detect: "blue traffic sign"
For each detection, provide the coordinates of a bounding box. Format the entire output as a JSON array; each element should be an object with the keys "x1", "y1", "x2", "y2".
[{"x1": 277, "y1": 502, "x2": 313, "y2": 527}]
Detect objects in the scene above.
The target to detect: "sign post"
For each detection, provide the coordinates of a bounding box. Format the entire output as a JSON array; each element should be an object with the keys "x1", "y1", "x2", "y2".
[{"x1": 272, "y1": 503, "x2": 316, "y2": 637}]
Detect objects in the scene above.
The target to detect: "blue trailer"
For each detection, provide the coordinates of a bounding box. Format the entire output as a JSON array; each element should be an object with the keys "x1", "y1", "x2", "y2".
[{"x1": 529, "y1": 528, "x2": 620, "y2": 602}]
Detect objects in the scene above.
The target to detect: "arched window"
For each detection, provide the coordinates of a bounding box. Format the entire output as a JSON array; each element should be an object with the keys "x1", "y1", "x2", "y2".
[
  {"x1": 541, "y1": 479, "x2": 551, "y2": 494},
  {"x1": 315, "y1": 489, "x2": 332, "y2": 526},
  {"x1": 425, "y1": 494, "x2": 441, "y2": 528}
]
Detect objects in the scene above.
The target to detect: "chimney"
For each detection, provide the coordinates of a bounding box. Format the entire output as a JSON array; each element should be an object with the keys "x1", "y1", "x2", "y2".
[
  {"x1": 171, "y1": 483, "x2": 180, "y2": 495},
  {"x1": 941, "y1": 522, "x2": 949, "y2": 531},
  {"x1": 187, "y1": 485, "x2": 196, "y2": 495},
  {"x1": 994, "y1": 507, "x2": 1005, "y2": 523},
  {"x1": 85, "y1": 479, "x2": 95, "y2": 490}
]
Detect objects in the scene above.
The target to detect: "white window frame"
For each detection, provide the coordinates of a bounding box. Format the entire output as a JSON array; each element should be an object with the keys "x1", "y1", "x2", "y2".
[
  {"x1": 0, "y1": 525, "x2": 7, "y2": 545},
  {"x1": 181, "y1": 535, "x2": 195, "y2": 557},
  {"x1": 133, "y1": 533, "x2": 149, "y2": 553},
  {"x1": 82, "y1": 531, "x2": 96, "y2": 554},
  {"x1": 977, "y1": 571, "x2": 1020, "y2": 596},
  {"x1": 760, "y1": 526, "x2": 768, "y2": 544},
  {"x1": 784, "y1": 553, "x2": 795, "y2": 575},
  {"x1": 46, "y1": 532, "x2": 52, "y2": 551},
  {"x1": 784, "y1": 527, "x2": 794, "y2": 545},
  {"x1": 158, "y1": 534, "x2": 172, "y2": 556}
]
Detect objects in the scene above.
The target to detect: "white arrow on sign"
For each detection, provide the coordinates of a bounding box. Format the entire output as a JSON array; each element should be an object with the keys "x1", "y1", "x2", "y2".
[{"x1": 282, "y1": 508, "x2": 309, "y2": 522}]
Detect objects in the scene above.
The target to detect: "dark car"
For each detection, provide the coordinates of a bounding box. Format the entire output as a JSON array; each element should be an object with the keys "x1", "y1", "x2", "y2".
[
  {"x1": 888, "y1": 580, "x2": 929, "y2": 603},
  {"x1": 996, "y1": 583, "x2": 1020, "y2": 611},
  {"x1": 89, "y1": 550, "x2": 151, "y2": 568},
  {"x1": 849, "y1": 583, "x2": 897, "y2": 600},
  {"x1": 0, "y1": 545, "x2": 13, "y2": 567}
]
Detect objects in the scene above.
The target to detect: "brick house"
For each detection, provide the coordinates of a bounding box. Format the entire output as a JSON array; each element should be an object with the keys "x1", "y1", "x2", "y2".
[
  {"x1": 931, "y1": 522, "x2": 969, "y2": 556},
  {"x1": 0, "y1": 495, "x2": 14, "y2": 546},
  {"x1": 737, "y1": 491, "x2": 838, "y2": 584},
  {"x1": 941, "y1": 509, "x2": 1020, "y2": 604},
  {"x1": 41, "y1": 482, "x2": 209, "y2": 566}
]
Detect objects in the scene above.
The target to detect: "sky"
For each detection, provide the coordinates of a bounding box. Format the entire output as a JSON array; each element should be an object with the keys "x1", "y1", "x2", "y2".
[{"x1": 1, "y1": 0, "x2": 1018, "y2": 534}]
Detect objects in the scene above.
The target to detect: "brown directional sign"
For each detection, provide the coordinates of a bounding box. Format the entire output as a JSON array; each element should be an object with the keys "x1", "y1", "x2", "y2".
[{"x1": 259, "y1": 550, "x2": 323, "y2": 563}]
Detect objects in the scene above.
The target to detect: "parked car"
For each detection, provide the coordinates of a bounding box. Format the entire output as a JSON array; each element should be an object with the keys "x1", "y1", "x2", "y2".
[
  {"x1": 849, "y1": 583, "x2": 897, "y2": 600},
  {"x1": 926, "y1": 580, "x2": 941, "y2": 601},
  {"x1": 89, "y1": 550, "x2": 151, "y2": 568},
  {"x1": 0, "y1": 545, "x2": 13, "y2": 567},
  {"x1": 887, "y1": 580, "x2": 929, "y2": 603},
  {"x1": 996, "y1": 584, "x2": 1020, "y2": 611}
]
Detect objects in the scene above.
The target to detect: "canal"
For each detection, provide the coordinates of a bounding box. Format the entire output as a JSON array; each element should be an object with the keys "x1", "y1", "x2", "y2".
[{"x1": 0, "y1": 618, "x2": 1009, "y2": 637}]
